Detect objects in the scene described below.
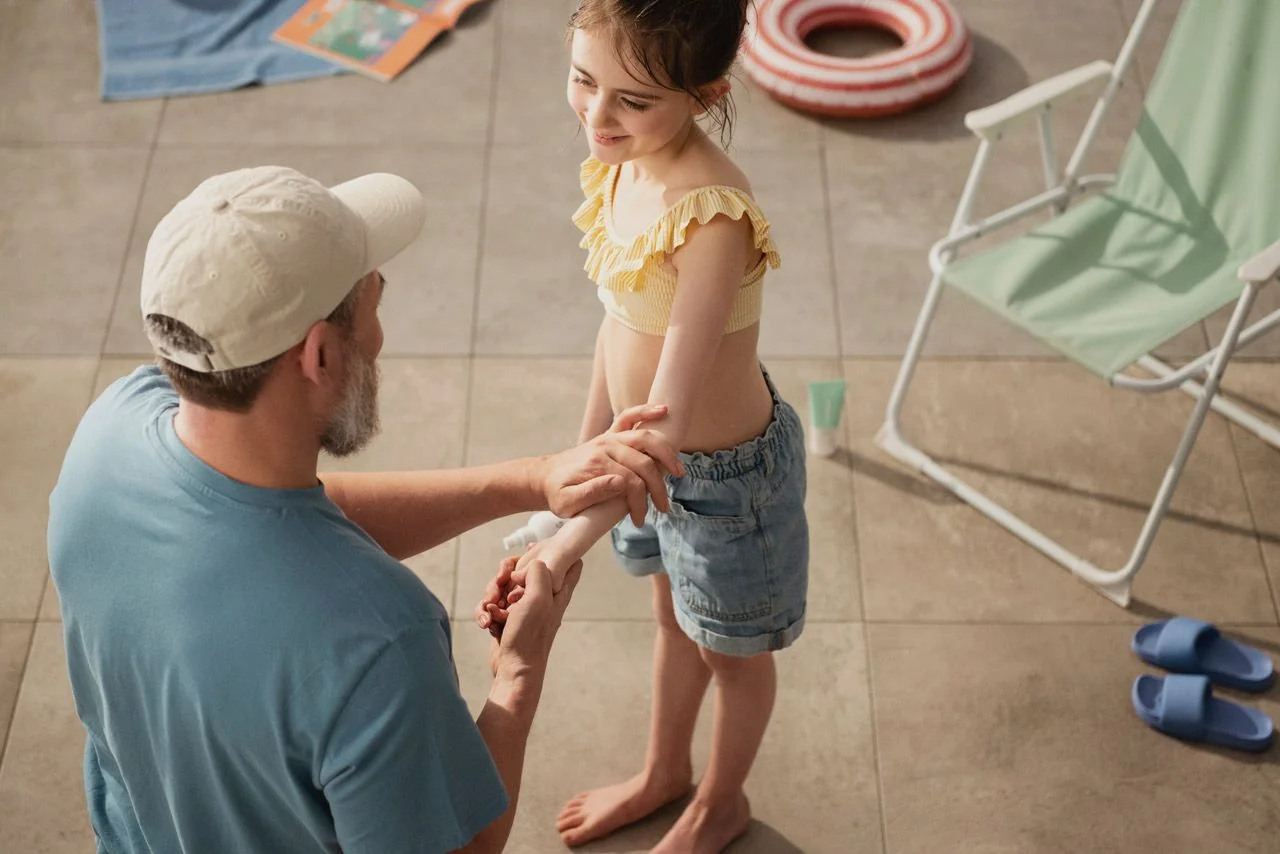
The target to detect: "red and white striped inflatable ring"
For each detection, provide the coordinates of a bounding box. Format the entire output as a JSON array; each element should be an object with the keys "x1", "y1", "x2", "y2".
[{"x1": 740, "y1": 0, "x2": 974, "y2": 118}]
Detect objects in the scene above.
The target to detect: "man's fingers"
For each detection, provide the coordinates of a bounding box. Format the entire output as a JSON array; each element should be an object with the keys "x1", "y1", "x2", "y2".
[
  {"x1": 614, "y1": 463, "x2": 656, "y2": 525},
  {"x1": 521, "y1": 559, "x2": 553, "y2": 599},
  {"x1": 606, "y1": 443, "x2": 671, "y2": 512},
  {"x1": 555, "y1": 477, "x2": 625, "y2": 520},
  {"x1": 610, "y1": 403, "x2": 668, "y2": 432},
  {"x1": 549, "y1": 561, "x2": 583, "y2": 623},
  {"x1": 612, "y1": 429, "x2": 685, "y2": 479},
  {"x1": 560, "y1": 560, "x2": 584, "y2": 599},
  {"x1": 511, "y1": 561, "x2": 533, "y2": 587},
  {"x1": 622, "y1": 475, "x2": 648, "y2": 527},
  {"x1": 560, "y1": 468, "x2": 652, "y2": 524}
]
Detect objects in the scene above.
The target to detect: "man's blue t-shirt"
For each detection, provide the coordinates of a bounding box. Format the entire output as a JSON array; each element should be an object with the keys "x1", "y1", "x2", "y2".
[{"x1": 47, "y1": 365, "x2": 508, "y2": 853}]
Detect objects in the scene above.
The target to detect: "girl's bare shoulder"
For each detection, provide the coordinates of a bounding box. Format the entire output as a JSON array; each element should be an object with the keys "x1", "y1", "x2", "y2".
[{"x1": 662, "y1": 139, "x2": 754, "y2": 203}]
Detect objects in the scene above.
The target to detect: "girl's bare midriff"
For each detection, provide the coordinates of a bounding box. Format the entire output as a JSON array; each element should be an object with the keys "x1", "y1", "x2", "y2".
[{"x1": 601, "y1": 315, "x2": 775, "y2": 455}]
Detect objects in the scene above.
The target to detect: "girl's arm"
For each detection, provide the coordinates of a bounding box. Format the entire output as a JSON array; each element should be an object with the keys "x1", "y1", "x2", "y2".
[
  {"x1": 534, "y1": 214, "x2": 756, "y2": 586},
  {"x1": 323, "y1": 406, "x2": 680, "y2": 561},
  {"x1": 579, "y1": 319, "x2": 615, "y2": 443}
]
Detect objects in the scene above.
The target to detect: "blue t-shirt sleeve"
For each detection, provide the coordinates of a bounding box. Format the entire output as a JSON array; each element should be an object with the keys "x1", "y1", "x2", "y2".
[{"x1": 320, "y1": 623, "x2": 508, "y2": 854}]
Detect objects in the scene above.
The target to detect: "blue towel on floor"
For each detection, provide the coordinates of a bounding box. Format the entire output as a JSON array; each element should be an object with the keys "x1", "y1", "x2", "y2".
[{"x1": 97, "y1": 0, "x2": 344, "y2": 101}]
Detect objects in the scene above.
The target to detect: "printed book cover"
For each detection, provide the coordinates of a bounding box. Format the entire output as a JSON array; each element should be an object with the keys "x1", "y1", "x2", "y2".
[{"x1": 273, "y1": 0, "x2": 485, "y2": 82}]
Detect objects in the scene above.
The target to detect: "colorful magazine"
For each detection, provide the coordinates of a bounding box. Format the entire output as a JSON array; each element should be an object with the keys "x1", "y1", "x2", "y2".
[{"x1": 273, "y1": 0, "x2": 487, "y2": 82}]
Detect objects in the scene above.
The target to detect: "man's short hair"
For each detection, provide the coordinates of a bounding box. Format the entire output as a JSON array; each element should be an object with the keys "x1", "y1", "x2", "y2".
[{"x1": 147, "y1": 281, "x2": 363, "y2": 413}]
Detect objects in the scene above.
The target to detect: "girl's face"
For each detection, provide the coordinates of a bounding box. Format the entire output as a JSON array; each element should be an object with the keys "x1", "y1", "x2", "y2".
[{"x1": 567, "y1": 27, "x2": 699, "y2": 165}]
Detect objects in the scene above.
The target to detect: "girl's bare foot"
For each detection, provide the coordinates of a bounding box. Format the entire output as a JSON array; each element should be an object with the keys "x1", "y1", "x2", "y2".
[
  {"x1": 651, "y1": 789, "x2": 751, "y2": 854},
  {"x1": 557, "y1": 769, "x2": 693, "y2": 847}
]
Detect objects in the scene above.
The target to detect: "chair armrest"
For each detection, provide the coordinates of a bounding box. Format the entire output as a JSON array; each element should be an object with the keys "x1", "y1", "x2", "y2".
[
  {"x1": 964, "y1": 60, "x2": 1114, "y2": 141},
  {"x1": 1238, "y1": 238, "x2": 1280, "y2": 286}
]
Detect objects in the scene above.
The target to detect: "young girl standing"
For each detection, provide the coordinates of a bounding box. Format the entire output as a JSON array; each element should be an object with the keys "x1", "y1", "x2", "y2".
[{"x1": 479, "y1": 1, "x2": 809, "y2": 851}]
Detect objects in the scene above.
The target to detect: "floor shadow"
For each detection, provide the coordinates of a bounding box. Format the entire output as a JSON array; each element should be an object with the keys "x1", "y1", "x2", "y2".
[
  {"x1": 1183, "y1": 735, "x2": 1280, "y2": 766},
  {"x1": 929, "y1": 455, "x2": 1280, "y2": 547},
  {"x1": 828, "y1": 443, "x2": 1279, "y2": 548},
  {"x1": 1220, "y1": 388, "x2": 1280, "y2": 423},
  {"x1": 819, "y1": 33, "x2": 1031, "y2": 143},
  {"x1": 580, "y1": 797, "x2": 807, "y2": 853},
  {"x1": 578, "y1": 799, "x2": 685, "y2": 853},
  {"x1": 829, "y1": 447, "x2": 959, "y2": 505},
  {"x1": 726, "y1": 822, "x2": 809, "y2": 854},
  {"x1": 1093, "y1": 595, "x2": 1280, "y2": 655},
  {"x1": 450, "y1": 0, "x2": 495, "y2": 30},
  {"x1": 1124, "y1": 598, "x2": 1178, "y2": 623},
  {"x1": 408, "y1": 0, "x2": 495, "y2": 62},
  {"x1": 1222, "y1": 631, "x2": 1280, "y2": 657}
]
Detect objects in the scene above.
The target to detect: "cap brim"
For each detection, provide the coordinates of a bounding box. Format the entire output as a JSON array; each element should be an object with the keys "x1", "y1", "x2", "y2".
[{"x1": 329, "y1": 173, "x2": 426, "y2": 274}]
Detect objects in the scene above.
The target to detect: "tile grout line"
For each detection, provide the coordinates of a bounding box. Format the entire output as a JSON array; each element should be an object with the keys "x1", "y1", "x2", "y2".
[
  {"x1": 0, "y1": 140, "x2": 158, "y2": 150},
  {"x1": 506, "y1": 615, "x2": 1280, "y2": 628},
  {"x1": 32, "y1": 358, "x2": 107, "y2": 624},
  {"x1": 3, "y1": 139, "x2": 833, "y2": 153},
  {"x1": 821, "y1": 117, "x2": 891, "y2": 854},
  {"x1": 451, "y1": 0, "x2": 504, "y2": 620},
  {"x1": 28, "y1": 351, "x2": 1266, "y2": 365},
  {"x1": 860, "y1": 621, "x2": 891, "y2": 854},
  {"x1": 1112, "y1": 0, "x2": 1150, "y2": 93},
  {"x1": 466, "y1": 0, "x2": 504, "y2": 366},
  {"x1": 0, "y1": 621, "x2": 37, "y2": 773},
  {"x1": 47, "y1": 98, "x2": 171, "y2": 630},
  {"x1": 1221, "y1": 411, "x2": 1280, "y2": 625},
  {"x1": 818, "y1": 120, "x2": 845, "y2": 364},
  {"x1": 95, "y1": 98, "x2": 168, "y2": 361},
  {"x1": 1114, "y1": 0, "x2": 1273, "y2": 621},
  {"x1": 853, "y1": 512, "x2": 890, "y2": 854},
  {"x1": 819, "y1": 133, "x2": 865, "y2": 620}
]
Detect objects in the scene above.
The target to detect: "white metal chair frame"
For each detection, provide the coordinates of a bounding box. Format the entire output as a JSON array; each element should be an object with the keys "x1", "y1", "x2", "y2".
[{"x1": 876, "y1": 0, "x2": 1280, "y2": 608}]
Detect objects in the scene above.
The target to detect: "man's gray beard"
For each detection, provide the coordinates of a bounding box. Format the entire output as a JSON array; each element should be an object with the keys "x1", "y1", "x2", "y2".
[{"x1": 320, "y1": 341, "x2": 380, "y2": 458}]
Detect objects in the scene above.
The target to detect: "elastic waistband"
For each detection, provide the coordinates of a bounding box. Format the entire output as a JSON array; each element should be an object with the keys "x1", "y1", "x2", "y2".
[{"x1": 675, "y1": 366, "x2": 800, "y2": 482}]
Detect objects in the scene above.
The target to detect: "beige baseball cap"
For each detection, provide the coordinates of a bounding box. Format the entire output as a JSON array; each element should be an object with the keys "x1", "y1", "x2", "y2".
[{"x1": 140, "y1": 165, "x2": 425, "y2": 372}]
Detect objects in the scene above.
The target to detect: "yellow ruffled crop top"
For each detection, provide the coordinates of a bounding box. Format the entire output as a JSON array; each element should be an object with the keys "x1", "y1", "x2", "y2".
[{"x1": 572, "y1": 157, "x2": 781, "y2": 336}]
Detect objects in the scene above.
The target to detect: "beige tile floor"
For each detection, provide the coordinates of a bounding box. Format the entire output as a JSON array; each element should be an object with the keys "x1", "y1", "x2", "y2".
[{"x1": 3, "y1": 0, "x2": 1280, "y2": 851}]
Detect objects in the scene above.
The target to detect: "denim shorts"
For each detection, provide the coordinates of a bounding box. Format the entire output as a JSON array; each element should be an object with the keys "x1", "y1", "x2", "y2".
[{"x1": 610, "y1": 368, "x2": 809, "y2": 657}]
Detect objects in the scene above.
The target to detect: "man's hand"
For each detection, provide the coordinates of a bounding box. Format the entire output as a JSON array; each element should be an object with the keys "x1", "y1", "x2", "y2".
[
  {"x1": 529, "y1": 403, "x2": 684, "y2": 528},
  {"x1": 488, "y1": 557, "x2": 583, "y2": 697},
  {"x1": 463, "y1": 558, "x2": 584, "y2": 854}
]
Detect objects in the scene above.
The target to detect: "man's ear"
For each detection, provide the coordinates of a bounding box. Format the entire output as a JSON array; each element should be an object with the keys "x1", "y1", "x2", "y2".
[{"x1": 297, "y1": 321, "x2": 342, "y2": 389}]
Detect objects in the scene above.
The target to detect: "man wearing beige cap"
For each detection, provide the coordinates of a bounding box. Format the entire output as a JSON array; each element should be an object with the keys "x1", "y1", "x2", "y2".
[{"x1": 47, "y1": 166, "x2": 682, "y2": 854}]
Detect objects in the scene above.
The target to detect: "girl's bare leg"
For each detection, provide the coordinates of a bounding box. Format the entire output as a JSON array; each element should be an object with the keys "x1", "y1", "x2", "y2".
[{"x1": 557, "y1": 574, "x2": 711, "y2": 847}]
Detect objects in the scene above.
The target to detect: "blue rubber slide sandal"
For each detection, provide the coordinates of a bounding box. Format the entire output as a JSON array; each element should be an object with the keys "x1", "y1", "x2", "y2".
[
  {"x1": 1131, "y1": 617, "x2": 1274, "y2": 691},
  {"x1": 1132, "y1": 674, "x2": 1274, "y2": 752}
]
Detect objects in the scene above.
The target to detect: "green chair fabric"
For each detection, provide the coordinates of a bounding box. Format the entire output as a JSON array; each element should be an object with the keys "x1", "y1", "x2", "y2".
[{"x1": 943, "y1": 0, "x2": 1280, "y2": 378}]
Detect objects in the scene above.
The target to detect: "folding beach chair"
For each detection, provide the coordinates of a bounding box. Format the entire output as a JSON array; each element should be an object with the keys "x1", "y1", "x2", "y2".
[{"x1": 877, "y1": 0, "x2": 1280, "y2": 607}]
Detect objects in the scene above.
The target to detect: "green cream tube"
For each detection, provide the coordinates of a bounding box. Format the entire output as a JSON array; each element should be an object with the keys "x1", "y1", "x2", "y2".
[{"x1": 807, "y1": 379, "x2": 846, "y2": 457}]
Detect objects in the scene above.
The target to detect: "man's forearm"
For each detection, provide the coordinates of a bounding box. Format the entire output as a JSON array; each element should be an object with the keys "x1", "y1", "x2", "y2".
[
  {"x1": 321, "y1": 461, "x2": 545, "y2": 561},
  {"x1": 452, "y1": 680, "x2": 541, "y2": 854}
]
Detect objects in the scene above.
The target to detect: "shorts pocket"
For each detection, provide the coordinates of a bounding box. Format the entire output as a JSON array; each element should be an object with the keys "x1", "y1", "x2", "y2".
[
  {"x1": 660, "y1": 511, "x2": 775, "y2": 623},
  {"x1": 664, "y1": 477, "x2": 755, "y2": 532}
]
